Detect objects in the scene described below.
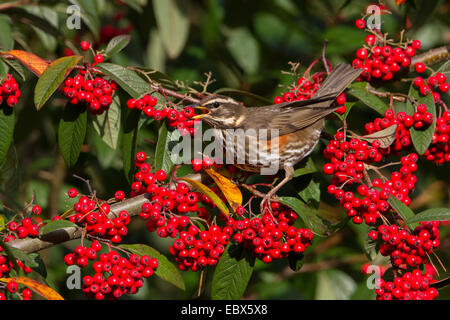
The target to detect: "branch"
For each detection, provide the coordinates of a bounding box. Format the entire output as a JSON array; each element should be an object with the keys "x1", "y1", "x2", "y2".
[
  {"x1": 7, "y1": 173, "x2": 204, "y2": 254},
  {"x1": 7, "y1": 193, "x2": 152, "y2": 254},
  {"x1": 411, "y1": 45, "x2": 450, "y2": 68}
]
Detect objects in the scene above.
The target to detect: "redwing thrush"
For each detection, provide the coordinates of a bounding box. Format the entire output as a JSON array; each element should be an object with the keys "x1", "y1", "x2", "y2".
[{"x1": 193, "y1": 63, "x2": 362, "y2": 212}]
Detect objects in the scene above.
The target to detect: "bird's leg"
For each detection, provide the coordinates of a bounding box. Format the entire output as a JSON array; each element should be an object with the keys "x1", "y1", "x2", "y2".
[{"x1": 260, "y1": 165, "x2": 294, "y2": 214}]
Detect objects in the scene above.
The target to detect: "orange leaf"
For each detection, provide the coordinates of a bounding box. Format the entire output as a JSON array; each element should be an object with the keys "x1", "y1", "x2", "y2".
[
  {"x1": 205, "y1": 168, "x2": 243, "y2": 211},
  {"x1": 2, "y1": 50, "x2": 49, "y2": 76},
  {"x1": 0, "y1": 277, "x2": 64, "y2": 300},
  {"x1": 179, "y1": 177, "x2": 230, "y2": 216}
]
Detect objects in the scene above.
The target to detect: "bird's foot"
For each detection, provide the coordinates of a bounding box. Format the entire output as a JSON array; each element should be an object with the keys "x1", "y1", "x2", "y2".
[{"x1": 260, "y1": 190, "x2": 276, "y2": 215}]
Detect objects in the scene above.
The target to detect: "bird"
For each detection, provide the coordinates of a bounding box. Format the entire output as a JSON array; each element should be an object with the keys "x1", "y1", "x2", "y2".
[{"x1": 192, "y1": 63, "x2": 362, "y2": 213}]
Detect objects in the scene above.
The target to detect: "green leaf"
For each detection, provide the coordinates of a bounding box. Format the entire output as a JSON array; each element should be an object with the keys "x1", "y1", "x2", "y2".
[
  {"x1": 0, "y1": 239, "x2": 20, "y2": 270},
  {"x1": 120, "y1": 0, "x2": 147, "y2": 13},
  {"x1": 120, "y1": 243, "x2": 185, "y2": 290},
  {"x1": 58, "y1": 103, "x2": 87, "y2": 167},
  {"x1": 387, "y1": 195, "x2": 419, "y2": 229},
  {"x1": 253, "y1": 12, "x2": 287, "y2": 47},
  {"x1": 0, "y1": 14, "x2": 13, "y2": 51},
  {"x1": 403, "y1": 208, "x2": 450, "y2": 226},
  {"x1": 92, "y1": 95, "x2": 121, "y2": 150},
  {"x1": 288, "y1": 253, "x2": 304, "y2": 272},
  {"x1": 68, "y1": 0, "x2": 100, "y2": 38},
  {"x1": 0, "y1": 215, "x2": 5, "y2": 231},
  {"x1": 154, "y1": 122, "x2": 174, "y2": 174},
  {"x1": 364, "y1": 229, "x2": 378, "y2": 261},
  {"x1": 153, "y1": 0, "x2": 190, "y2": 59},
  {"x1": 28, "y1": 253, "x2": 47, "y2": 278},
  {"x1": 23, "y1": 6, "x2": 58, "y2": 52},
  {"x1": 40, "y1": 220, "x2": 77, "y2": 235},
  {"x1": 3, "y1": 58, "x2": 27, "y2": 81},
  {"x1": 3, "y1": 244, "x2": 33, "y2": 267},
  {"x1": 34, "y1": 55, "x2": 82, "y2": 110},
  {"x1": 347, "y1": 82, "x2": 388, "y2": 115},
  {"x1": 121, "y1": 108, "x2": 140, "y2": 183},
  {"x1": 105, "y1": 35, "x2": 131, "y2": 58},
  {"x1": 298, "y1": 179, "x2": 320, "y2": 204},
  {"x1": 226, "y1": 28, "x2": 260, "y2": 75},
  {"x1": 0, "y1": 106, "x2": 14, "y2": 166},
  {"x1": 211, "y1": 243, "x2": 254, "y2": 300},
  {"x1": 315, "y1": 270, "x2": 356, "y2": 300},
  {"x1": 337, "y1": 102, "x2": 356, "y2": 120},
  {"x1": 406, "y1": 83, "x2": 436, "y2": 155},
  {"x1": 278, "y1": 197, "x2": 334, "y2": 237},
  {"x1": 145, "y1": 28, "x2": 166, "y2": 73},
  {"x1": 96, "y1": 63, "x2": 151, "y2": 98},
  {"x1": 430, "y1": 277, "x2": 450, "y2": 289},
  {"x1": 294, "y1": 157, "x2": 317, "y2": 177}
]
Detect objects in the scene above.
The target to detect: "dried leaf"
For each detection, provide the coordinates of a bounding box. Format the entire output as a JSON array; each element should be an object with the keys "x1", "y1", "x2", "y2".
[
  {"x1": 2, "y1": 50, "x2": 49, "y2": 76},
  {"x1": 204, "y1": 168, "x2": 243, "y2": 211},
  {"x1": 0, "y1": 277, "x2": 64, "y2": 300}
]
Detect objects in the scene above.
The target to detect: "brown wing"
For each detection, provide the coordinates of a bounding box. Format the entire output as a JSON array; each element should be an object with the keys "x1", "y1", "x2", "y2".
[{"x1": 240, "y1": 63, "x2": 362, "y2": 138}]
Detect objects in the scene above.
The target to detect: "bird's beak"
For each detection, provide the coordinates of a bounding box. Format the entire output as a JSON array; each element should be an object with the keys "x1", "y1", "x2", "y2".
[{"x1": 192, "y1": 106, "x2": 211, "y2": 119}]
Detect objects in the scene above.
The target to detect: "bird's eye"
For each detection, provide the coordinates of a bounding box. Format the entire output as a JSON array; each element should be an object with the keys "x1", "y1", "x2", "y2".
[{"x1": 213, "y1": 102, "x2": 220, "y2": 108}]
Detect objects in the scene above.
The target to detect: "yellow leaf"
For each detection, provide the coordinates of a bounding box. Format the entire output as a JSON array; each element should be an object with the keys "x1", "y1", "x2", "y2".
[
  {"x1": 205, "y1": 168, "x2": 243, "y2": 211},
  {"x1": 0, "y1": 277, "x2": 64, "y2": 300},
  {"x1": 2, "y1": 50, "x2": 49, "y2": 76},
  {"x1": 0, "y1": 215, "x2": 5, "y2": 231},
  {"x1": 179, "y1": 177, "x2": 230, "y2": 216}
]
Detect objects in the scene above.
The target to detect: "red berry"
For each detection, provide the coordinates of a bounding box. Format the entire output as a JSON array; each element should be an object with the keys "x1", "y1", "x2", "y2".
[
  {"x1": 94, "y1": 54, "x2": 104, "y2": 64},
  {"x1": 414, "y1": 63, "x2": 426, "y2": 73},
  {"x1": 355, "y1": 19, "x2": 365, "y2": 29},
  {"x1": 32, "y1": 205, "x2": 42, "y2": 215},
  {"x1": 80, "y1": 41, "x2": 90, "y2": 51},
  {"x1": 68, "y1": 188, "x2": 78, "y2": 198}
]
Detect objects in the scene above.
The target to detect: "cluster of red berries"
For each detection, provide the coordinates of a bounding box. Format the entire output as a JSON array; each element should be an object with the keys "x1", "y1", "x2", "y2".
[
  {"x1": 412, "y1": 71, "x2": 448, "y2": 102},
  {"x1": 274, "y1": 70, "x2": 347, "y2": 114},
  {"x1": 170, "y1": 224, "x2": 231, "y2": 271},
  {"x1": 126, "y1": 95, "x2": 198, "y2": 136},
  {"x1": 0, "y1": 246, "x2": 33, "y2": 279},
  {"x1": 364, "y1": 108, "x2": 433, "y2": 154},
  {"x1": 352, "y1": 32, "x2": 420, "y2": 82},
  {"x1": 64, "y1": 241, "x2": 158, "y2": 300},
  {"x1": 424, "y1": 111, "x2": 450, "y2": 164},
  {"x1": 365, "y1": 108, "x2": 450, "y2": 164},
  {"x1": 231, "y1": 203, "x2": 313, "y2": 263},
  {"x1": 323, "y1": 131, "x2": 418, "y2": 224},
  {"x1": 0, "y1": 74, "x2": 20, "y2": 108},
  {"x1": 68, "y1": 195, "x2": 130, "y2": 244},
  {"x1": 0, "y1": 280, "x2": 32, "y2": 300},
  {"x1": 63, "y1": 73, "x2": 117, "y2": 115},
  {"x1": 370, "y1": 221, "x2": 440, "y2": 268},
  {"x1": 4, "y1": 217, "x2": 40, "y2": 240},
  {"x1": 322, "y1": 132, "x2": 382, "y2": 186},
  {"x1": 190, "y1": 157, "x2": 219, "y2": 172},
  {"x1": 2, "y1": 205, "x2": 41, "y2": 241},
  {"x1": 376, "y1": 269, "x2": 438, "y2": 300}
]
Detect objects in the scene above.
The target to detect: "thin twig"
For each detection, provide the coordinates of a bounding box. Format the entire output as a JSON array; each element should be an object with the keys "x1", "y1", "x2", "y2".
[{"x1": 73, "y1": 174, "x2": 93, "y2": 196}]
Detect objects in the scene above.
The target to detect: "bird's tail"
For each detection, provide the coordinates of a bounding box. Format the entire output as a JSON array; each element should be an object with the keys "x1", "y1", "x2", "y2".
[{"x1": 314, "y1": 63, "x2": 362, "y2": 101}]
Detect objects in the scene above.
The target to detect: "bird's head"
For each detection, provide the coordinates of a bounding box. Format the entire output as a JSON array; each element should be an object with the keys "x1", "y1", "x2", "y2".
[{"x1": 192, "y1": 95, "x2": 246, "y2": 128}]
